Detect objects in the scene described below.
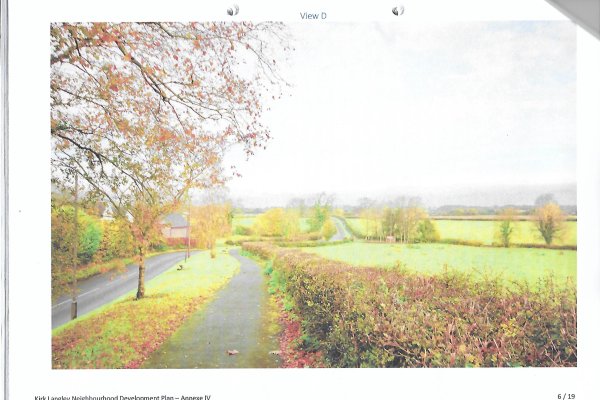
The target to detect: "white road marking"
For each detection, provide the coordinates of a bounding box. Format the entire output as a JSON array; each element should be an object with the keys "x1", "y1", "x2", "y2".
[{"x1": 51, "y1": 287, "x2": 100, "y2": 309}]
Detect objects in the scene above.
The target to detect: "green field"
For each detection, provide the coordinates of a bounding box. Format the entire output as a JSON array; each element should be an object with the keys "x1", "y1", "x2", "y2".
[
  {"x1": 301, "y1": 242, "x2": 576, "y2": 286},
  {"x1": 232, "y1": 215, "x2": 256, "y2": 229},
  {"x1": 346, "y1": 217, "x2": 577, "y2": 246}
]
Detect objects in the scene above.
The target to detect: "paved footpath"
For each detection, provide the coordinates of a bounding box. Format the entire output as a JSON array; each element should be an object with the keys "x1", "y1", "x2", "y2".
[{"x1": 143, "y1": 249, "x2": 281, "y2": 368}]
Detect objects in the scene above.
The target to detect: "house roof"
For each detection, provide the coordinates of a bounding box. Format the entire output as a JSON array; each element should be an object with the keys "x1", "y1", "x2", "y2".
[{"x1": 162, "y1": 213, "x2": 188, "y2": 228}]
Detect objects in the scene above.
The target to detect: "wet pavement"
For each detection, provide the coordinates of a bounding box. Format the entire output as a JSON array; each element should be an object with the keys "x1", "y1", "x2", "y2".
[{"x1": 143, "y1": 248, "x2": 281, "y2": 368}]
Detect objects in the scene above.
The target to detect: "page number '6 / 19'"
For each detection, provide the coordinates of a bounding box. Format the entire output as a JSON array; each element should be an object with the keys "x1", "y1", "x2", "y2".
[{"x1": 558, "y1": 394, "x2": 575, "y2": 399}]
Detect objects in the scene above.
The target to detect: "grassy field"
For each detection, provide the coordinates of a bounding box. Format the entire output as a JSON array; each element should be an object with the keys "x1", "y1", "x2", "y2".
[
  {"x1": 346, "y1": 217, "x2": 577, "y2": 246},
  {"x1": 300, "y1": 242, "x2": 576, "y2": 286},
  {"x1": 52, "y1": 250, "x2": 240, "y2": 368},
  {"x1": 232, "y1": 214, "x2": 257, "y2": 228}
]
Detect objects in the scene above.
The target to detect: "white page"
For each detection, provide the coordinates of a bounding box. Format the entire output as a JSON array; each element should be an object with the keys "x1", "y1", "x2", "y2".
[{"x1": 5, "y1": 0, "x2": 600, "y2": 399}]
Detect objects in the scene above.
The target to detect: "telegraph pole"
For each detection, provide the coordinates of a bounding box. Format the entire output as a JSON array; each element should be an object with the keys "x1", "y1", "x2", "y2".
[
  {"x1": 70, "y1": 172, "x2": 79, "y2": 320},
  {"x1": 186, "y1": 194, "x2": 191, "y2": 260}
]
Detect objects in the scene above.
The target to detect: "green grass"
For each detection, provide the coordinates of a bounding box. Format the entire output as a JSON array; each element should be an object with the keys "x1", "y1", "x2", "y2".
[
  {"x1": 52, "y1": 250, "x2": 240, "y2": 368},
  {"x1": 435, "y1": 220, "x2": 577, "y2": 246},
  {"x1": 232, "y1": 214, "x2": 257, "y2": 228},
  {"x1": 300, "y1": 242, "x2": 576, "y2": 287},
  {"x1": 299, "y1": 218, "x2": 311, "y2": 232},
  {"x1": 346, "y1": 217, "x2": 577, "y2": 246}
]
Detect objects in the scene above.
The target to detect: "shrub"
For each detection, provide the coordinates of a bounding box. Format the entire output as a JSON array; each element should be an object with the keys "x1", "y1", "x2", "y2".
[
  {"x1": 416, "y1": 219, "x2": 440, "y2": 243},
  {"x1": 52, "y1": 206, "x2": 103, "y2": 265},
  {"x1": 438, "y1": 238, "x2": 485, "y2": 247},
  {"x1": 243, "y1": 243, "x2": 577, "y2": 367},
  {"x1": 95, "y1": 218, "x2": 135, "y2": 262}
]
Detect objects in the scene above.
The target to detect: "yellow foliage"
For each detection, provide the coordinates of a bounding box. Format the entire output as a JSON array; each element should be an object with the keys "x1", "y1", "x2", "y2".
[
  {"x1": 321, "y1": 219, "x2": 337, "y2": 240},
  {"x1": 191, "y1": 203, "x2": 232, "y2": 252},
  {"x1": 254, "y1": 208, "x2": 300, "y2": 238}
]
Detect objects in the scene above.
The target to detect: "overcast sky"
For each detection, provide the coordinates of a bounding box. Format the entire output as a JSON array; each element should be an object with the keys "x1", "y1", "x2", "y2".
[{"x1": 222, "y1": 21, "x2": 576, "y2": 207}]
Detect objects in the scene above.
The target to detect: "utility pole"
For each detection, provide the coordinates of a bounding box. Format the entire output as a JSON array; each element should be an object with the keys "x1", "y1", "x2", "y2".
[
  {"x1": 70, "y1": 173, "x2": 79, "y2": 320},
  {"x1": 186, "y1": 194, "x2": 191, "y2": 260}
]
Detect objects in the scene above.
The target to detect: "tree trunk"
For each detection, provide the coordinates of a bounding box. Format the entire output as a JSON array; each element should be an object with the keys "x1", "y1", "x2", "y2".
[{"x1": 136, "y1": 246, "x2": 146, "y2": 299}]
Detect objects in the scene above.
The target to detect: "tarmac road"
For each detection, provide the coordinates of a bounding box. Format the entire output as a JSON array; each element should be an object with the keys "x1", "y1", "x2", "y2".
[
  {"x1": 330, "y1": 216, "x2": 353, "y2": 241},
  {"x1": 51, "y1": 251, "x2": 197, "y2": 329}
]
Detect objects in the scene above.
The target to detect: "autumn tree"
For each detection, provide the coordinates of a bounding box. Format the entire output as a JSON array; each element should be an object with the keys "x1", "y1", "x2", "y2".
[
  {"x1": 51, "y1": 22, "x2": 290, "y2": 298},
  {"x1": 51, "y1": 197, "x2": 105, "y2": 298},
  {"x1": 534, "y1": 202, "x2": 565, "y2": 245},
  {"x1": 191, "y1": 203, "x2": 232, "y2": 258},
  {"x1": 357, "y1": 197, "x2": 377, "y2": 240},
  {"x1": 359, "y1": 207, "x2": 380, "y2": 240},
  {"x1": 307, "y1": 193, "x2": 334, "y2": 232},
  {"x1": 254, "y1": 208, "x2": 300, "y2": 238},
  {"x1": 496, "y1": 207, "x2": 518, "y2": 247},
  {"x1": 382, "y1": 205, "x2": 426, "y2": 243},
  {"x1": 416, "y1": 219, "x2": 440, "y2": 243}
]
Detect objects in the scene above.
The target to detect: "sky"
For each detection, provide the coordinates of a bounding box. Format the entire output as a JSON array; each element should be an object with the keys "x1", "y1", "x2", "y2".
[{"x1": 222, "y1": 21, "x2": 577, "y2": 207}]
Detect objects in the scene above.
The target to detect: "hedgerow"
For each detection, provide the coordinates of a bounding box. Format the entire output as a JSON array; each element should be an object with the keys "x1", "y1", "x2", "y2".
[{"x1": 242, "y1": 242, "x2": 576, "y2": 368}]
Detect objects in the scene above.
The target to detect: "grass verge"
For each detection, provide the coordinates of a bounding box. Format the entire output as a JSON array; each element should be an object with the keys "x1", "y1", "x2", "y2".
[{"x1": 52, "y1": 250, "x2": 239, "y2": 369}]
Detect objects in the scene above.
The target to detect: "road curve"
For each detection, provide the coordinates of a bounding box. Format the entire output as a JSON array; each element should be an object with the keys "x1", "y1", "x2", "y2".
[
  {"x1": 52, "y1": 251, "x2": 197, "y2": 329},
  {"x1": 330, "y1": 216, "x2": 353, "y2": 241}
]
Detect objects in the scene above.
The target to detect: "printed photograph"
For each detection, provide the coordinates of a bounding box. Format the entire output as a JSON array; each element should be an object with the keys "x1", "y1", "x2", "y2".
[{"x1": 50, "y1": 21, "x2": 576, "y2": 368}]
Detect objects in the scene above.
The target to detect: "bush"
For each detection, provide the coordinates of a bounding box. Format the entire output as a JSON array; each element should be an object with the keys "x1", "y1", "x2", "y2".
[
  {"x1": 416, "y1": 219, "x2": 440, "y2": 243},
  {"x1": 52, "y1": 206, "x2": 103, "y2": 265},
  {"x1": 78, "y1": 215, "x2": 103, "y2": 263},
  {"x1": 95, "y1": 218, "x2": 135, "y2": 262},
  {"x1": 438, "y1": 238, "x2": 485, "y2": 247},
  {"x1": 276, "y1": 238, "x2": 352, "y2": 248},
  {"x1": 243, "y1": 243, "x2": 577, "y2": 367}
]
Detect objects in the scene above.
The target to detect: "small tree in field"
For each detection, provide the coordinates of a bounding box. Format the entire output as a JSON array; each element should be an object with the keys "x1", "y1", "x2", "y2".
[
  {"x1": 417, "y1": 219, "x2": 440, "y2": 243},
  {"x1": 307, "y1": 193, "x2": 333, "y2": 232},
  {"x1": 534, "y1": 203, "x2": 565, "y2": 245},
  {"x1": 496, "y1": 208, "x2": 518, "y2": 247}
]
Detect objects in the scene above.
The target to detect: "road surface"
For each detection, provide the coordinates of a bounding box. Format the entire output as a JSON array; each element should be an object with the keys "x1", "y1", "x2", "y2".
[
  {"x1": 143, "y1": 248, "x2": 280, "y2": 368},
  {"x1": 330, "y1": 216, "x2": 353, "y2": 241},
  {"x1": 52, "y1": 251, "x2": 196, "y2": 329}
]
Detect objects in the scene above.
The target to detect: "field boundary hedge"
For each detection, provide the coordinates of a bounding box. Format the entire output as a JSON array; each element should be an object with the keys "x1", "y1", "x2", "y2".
[
  {"x1": 348, "y1": 236, "x2": 576, "y2": 251},
  {"x1": 243, "y1": 241, "x2": 577, "y2": 368}
]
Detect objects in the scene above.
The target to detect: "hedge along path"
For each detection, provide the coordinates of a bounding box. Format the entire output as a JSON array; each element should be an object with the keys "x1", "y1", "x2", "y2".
[
  {"x1": 142, "y1": 248, "x2": 281, "y2": 368},
  {"x1": 243, "y1": 241, "x2": 577, "y2": 368},
  {"x1": 52, "y1": 251, "x2": 240, "y2": 369}
]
